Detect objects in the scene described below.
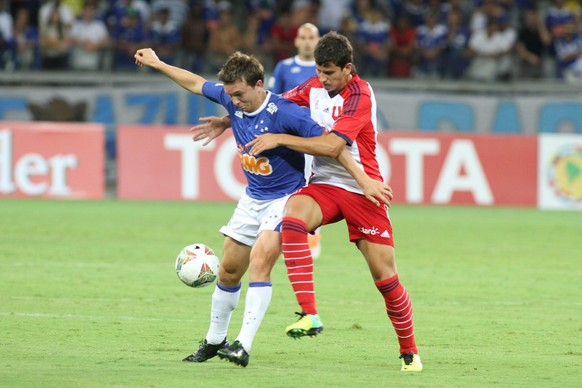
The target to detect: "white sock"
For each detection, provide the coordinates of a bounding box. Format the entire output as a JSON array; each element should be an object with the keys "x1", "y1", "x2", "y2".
[
  {"x1": 235, "y1": 282, "x2": 272, "y2": 353},
  {"x1": 205, "y1": 283, "x2": 241, "y2": 344}
]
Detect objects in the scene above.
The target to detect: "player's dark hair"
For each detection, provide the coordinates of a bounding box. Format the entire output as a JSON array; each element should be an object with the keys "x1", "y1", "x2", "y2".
[
  {"x1": 314, "y1": 31, "x2": 357, "y2": 73},
  {"x1": 218, "y1": 51, "x2": 264, "y2": 86}
]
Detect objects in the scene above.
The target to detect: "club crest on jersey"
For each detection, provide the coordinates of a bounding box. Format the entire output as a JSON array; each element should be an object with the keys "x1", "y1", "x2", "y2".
[
  {"x1": 266, "y1": 102, "x2": 278, "y2": 114},
  {"x1": 332, "y1": 106, "x2": 343, "y2": 120}
]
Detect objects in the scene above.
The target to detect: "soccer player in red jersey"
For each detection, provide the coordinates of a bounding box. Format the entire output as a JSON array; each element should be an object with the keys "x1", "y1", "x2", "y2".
[{"x1": 246, "y1": 31, "x2": 423, "y2": 372}]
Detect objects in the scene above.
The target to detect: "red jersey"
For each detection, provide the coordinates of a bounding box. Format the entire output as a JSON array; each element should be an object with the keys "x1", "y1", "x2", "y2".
[{"x1": 284, "y1": 74, "x2": 384, "y2": 194}]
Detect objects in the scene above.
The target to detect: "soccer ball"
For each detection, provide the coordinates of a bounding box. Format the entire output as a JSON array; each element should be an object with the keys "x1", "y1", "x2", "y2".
[{"x1": 175, "y1": 244, "x2": 220, "y2": 288}]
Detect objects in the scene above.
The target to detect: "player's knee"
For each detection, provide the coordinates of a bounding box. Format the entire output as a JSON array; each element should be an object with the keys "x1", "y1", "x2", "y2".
[{"x1": 218, "y1": 262, "x2": 245, "y2": 286}]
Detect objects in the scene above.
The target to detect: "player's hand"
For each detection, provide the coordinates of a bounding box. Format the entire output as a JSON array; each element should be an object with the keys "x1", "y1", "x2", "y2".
[
  {"x1": 190, "y1": 116, "x2": 229, "y2": 146},
  {"x1": 134, "y1": 48, "x2": 159, "y2": 68},
  {"x1": 246, "y1": 134, "x2": 280, "y2": 156},
  {"x1": 361, "y1": 178, "x2": 393, "y2": 207}
]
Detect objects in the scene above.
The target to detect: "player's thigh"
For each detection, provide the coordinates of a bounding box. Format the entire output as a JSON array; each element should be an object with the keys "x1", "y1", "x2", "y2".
[
  {"x1": 219, "y1": 236, "x2": 251, "y2": 285},
  {"x1": 357, "y1": 240, "x2": 397, "y2": 281},
  {"x1": 284, "y1": 187, "x2": 330, "y2": 231}
]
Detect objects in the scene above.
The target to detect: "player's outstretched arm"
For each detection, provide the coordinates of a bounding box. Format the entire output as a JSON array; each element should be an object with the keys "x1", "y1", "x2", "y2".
[
  {"x1": 190, "y1": 116, "x2": 231, "y2": 146},
  {"x1": 134, "y1": 48, "x2": 206, "y2": 95}
]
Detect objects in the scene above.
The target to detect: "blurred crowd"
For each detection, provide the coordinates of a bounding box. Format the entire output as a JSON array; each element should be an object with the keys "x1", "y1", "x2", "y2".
[{"x1": 1, "y1": 0, "x2": 582, "y2": 83}]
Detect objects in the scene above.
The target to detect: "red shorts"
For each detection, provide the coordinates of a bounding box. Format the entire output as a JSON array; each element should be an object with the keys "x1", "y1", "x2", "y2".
[{"x1": 292, "y1": 183, "x2": 394, "y2": 246}]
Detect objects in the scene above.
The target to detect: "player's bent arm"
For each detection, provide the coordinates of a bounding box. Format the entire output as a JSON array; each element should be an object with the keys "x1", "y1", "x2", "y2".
[
  {"x1": 134, "y1": 48, "x2": 206, "y2": 95},
  {"x1": 247, "y1": 132, "x2": 344, "y2": 158},
  {"x1": 336, "y1": 149, "x2": 392, "y2": 207},
  {"x1": 247, "y1": 133, "x2": 392, "y2": 206}
]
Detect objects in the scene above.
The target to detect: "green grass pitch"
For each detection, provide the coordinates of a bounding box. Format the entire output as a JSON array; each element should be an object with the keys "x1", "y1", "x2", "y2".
[{"x1": 0, "y1": 199, "x2": 580, "y2": 387}]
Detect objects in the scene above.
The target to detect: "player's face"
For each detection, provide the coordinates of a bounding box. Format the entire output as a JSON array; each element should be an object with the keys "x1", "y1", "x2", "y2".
[
  {"x1": 224, "y1": 80, "x2": 265, "y2": 112},
  {"x1": 315, "y1": 62, "x2": 353, "y2": 94},
  {"x1": 295, "y1": 27, "x2": 319, "y2": 59}
]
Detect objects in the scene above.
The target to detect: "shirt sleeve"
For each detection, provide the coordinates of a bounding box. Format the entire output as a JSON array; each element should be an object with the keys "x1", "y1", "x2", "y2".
[
  {"x1": 331, "y1": 88, "x2": 372, "y2": 145},
  {"x1": 201, "y1": 81, "x2": 229, "y2": 106},
  {"x1": 280, "y1": 102, "x2": 323, "y2": 138},
  {"x1": 282, "y1": 78, "x2": 313, "y2": 107}
]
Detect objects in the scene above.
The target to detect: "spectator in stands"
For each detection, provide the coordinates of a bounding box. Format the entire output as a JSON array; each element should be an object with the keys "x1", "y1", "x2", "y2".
[
  {"x1": 241, "y1": 12, "x2": 272, "y2": 67},
  {"x1": 388, "y1": 13, "x2": 416, "y2": 78},
  {"x1": 270, "y1": 9, "x2": 298, "y2": 64},
  {"x1": 441, "y1": 9, "x2": 471, "y2": 79},
  {"x1": 290, "y1": 0, "x2": 317, "y2": 26},
  {"x1": 39, "y1": 0, "x2": 74, "y2": 29},
  {"x1": 415, "y1": 11, "x2": 448, "y2": 79},
  {"x1": 105, "y1": 0, "x2": 150, "y2": 33},
  {"x1": 426, "y1": 0, "x2": 450, "y2": 24},
  {"x1": 553, "y1": 21, "x2": 582, "y2": 83},
  {"x1": 39, "y1": 7, "x2": 71, "y2": 70},
  {"x1": 150, "y1": 7, "x2": 181, "y2": 66},
  {"x1": 469, "y1": 0, "x2": 502, "y2": 32},
  {"x1": 466, "y1": 17, "x2": 503, "y2": 81},
  {"x1": 515, "y1": 7, "x2": 551, "y2": 79},
  {"x1": 402, "y1": 0, "x2": 428, "y2": 27},
  {"x1": 110, "y1": 7, "x2": 149, "y2": 71},
  {"x1": 444, "y1": 0, "x2": 471, "y2": 24},
  {"x1": 69, "y1": 3, "x2": 109, "y2": 71},
  {"x1": 545, "y1": 0, "x2": 577, "y2": 76},
  {"x1": 0, "y1": 0, "x2": 14, "y2": 70},
  {"x1": 206, "y1": 4, "x2": 241, "y2": 73},
  {"x1": 242, "y1": 0, "x2": 277, "y2": 51},
  {"x1": 337, "y1": 14, "x2": 360, "y2": 63},
  {"x1": 355, "y1": 5, "x2": 390, "y2": 77},
  {"x1": 13, "y1": 7, "x2": 39, "y2": 70},
  {"x1": 150, "y1": 0, "x2": 189, "y2": 28},
  {"x1": 495, "y1": 12, "x2": 517, "y2": 81},
  {"x1": 204, "y1": 0, "x2": 232, "y2": 30},
  {"x1": 545, "y1": 0, "x2": 576, "y2": 41},
  {"x1": 316, "y1": 0, "x2": 352, "y2": 34},
  {"x1": 181, "y1": 2, "x2": 208, "y2": 73},
  {"x1": 351, "y1": 0, "x2": 373, "y2": 25}
]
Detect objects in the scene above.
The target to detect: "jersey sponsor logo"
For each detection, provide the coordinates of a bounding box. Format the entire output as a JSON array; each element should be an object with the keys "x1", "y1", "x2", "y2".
[
  {"x1": 358, "y1": 225, "x2": 380, "y2": 236},
  {"x1": 235, "y1": 111, "x2": 243, "y2": 118},
  {"x1": 381, "y1": 230, "x2": 390, "y2": 238},
  {"x1": 238, "y1": 149, "x2": 273, "y2": 176},
  {"x1": 332, "y1": 105, "x2": 343, "y2": 120}
]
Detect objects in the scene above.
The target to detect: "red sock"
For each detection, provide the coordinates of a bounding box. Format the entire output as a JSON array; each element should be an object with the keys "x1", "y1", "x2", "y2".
[
  {"x1": 376, "y1": 275, "x2": 418, "y2": 354},
  {"x1": 282, "y1": 217, "x2": 317, "y2": 315}
]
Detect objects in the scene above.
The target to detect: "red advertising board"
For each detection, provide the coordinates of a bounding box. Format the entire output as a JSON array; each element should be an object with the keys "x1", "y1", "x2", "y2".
[
  {"x1": 0, "y1": 121, "x2": 105, "y2": 199},
  {"x1": 117, "y1": 125, "x2": 538, "y2": 207},
  {"x1": 117, "y1": 125, "x2": 246, "y2": 201},
  {"x1": 380, "y1": 132, "x2": 538, "y2": 206}
]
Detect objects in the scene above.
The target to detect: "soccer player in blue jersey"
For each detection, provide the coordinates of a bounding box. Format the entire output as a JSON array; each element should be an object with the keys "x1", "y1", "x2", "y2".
[
  {"x1": 134, "y1": 48, "x2": 391, "y2": 367},
  {"x1": 268, "y1": 23, "x2": 319, "y2": 94}
]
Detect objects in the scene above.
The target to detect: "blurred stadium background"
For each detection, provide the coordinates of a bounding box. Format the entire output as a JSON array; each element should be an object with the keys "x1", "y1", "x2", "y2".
[{"x1": 1, "y1": 0, "x2": 581, "y2": 210}]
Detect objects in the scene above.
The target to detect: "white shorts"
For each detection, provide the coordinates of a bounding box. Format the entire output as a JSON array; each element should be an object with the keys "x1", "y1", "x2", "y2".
[{"x1": 219, "y1": 193, "x2": 289, "y2": 246}]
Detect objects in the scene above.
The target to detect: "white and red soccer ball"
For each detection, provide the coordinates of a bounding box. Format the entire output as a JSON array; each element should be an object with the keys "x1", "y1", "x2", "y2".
[{"x1": 175, "y1": 244, "x2": 220, "y2": 288}]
